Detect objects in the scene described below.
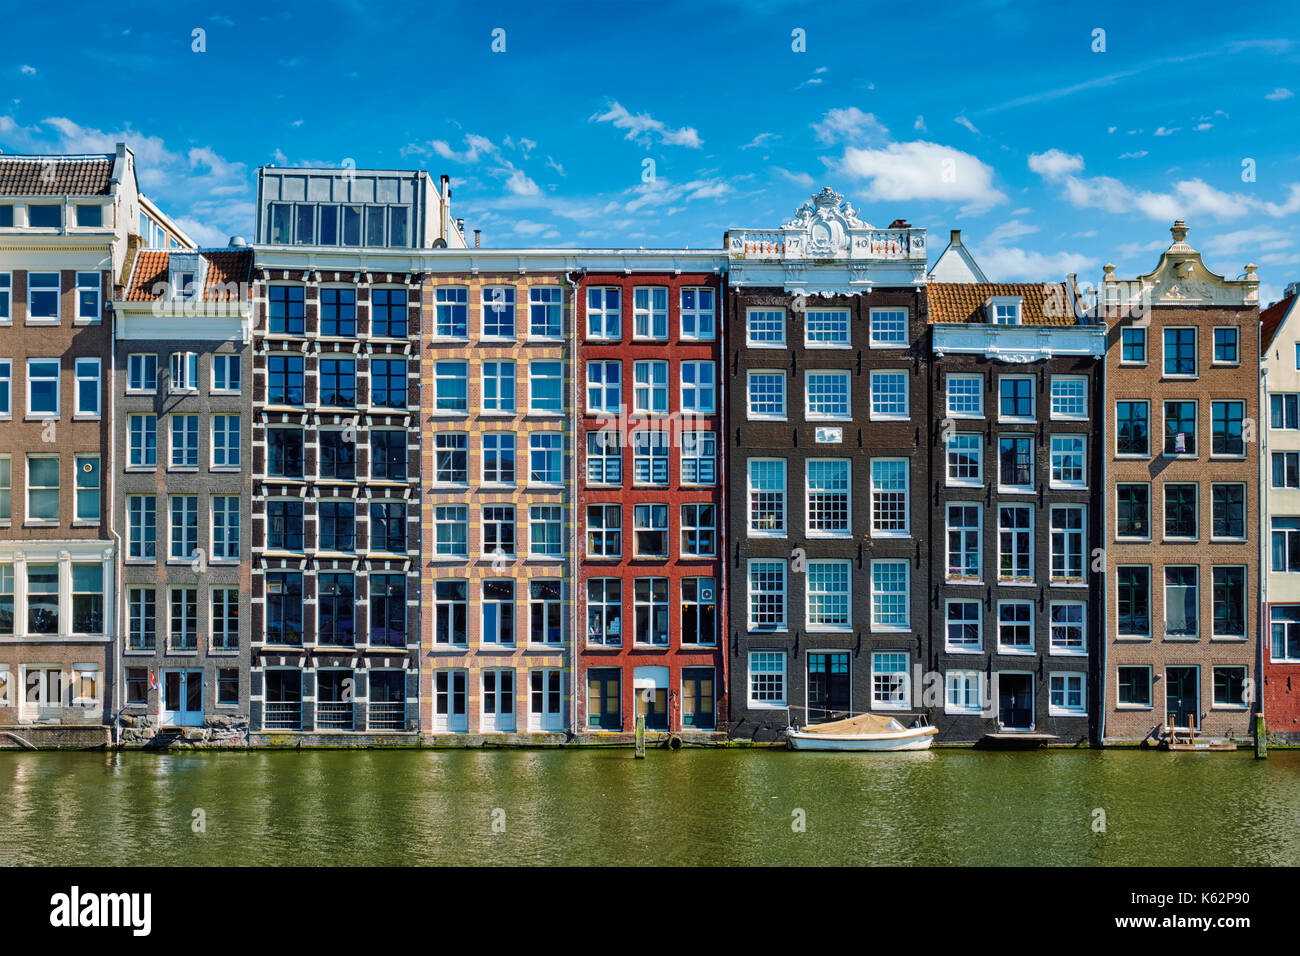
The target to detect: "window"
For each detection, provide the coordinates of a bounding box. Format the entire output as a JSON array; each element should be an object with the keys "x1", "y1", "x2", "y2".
[
  {"x1": 586, "y1": 361, "x2": 621, "y2": 414},
  {"x1": 218, "y1": 669, "x2": 239, "y2": 704},
  {"x1": 749, "y1": 651, "x2": 786, "y2": 707},
  {"x1": 482, "y1": 580, "x2": 516, "y2": 645},
  {"x1": 481, "y1": 286, "x2": 515, "y2": 339},
  {"x1": 482, "y1": 360, "x2": 516, "y2": 413},
  {"x1": 75, "y1": 204, "x2": 102, "y2": 228},
  {"x1": 433, "y1": 286, "x2": 468, "y2": 338},
  {"x1": 633, "y1": 360, "x2": 668, "y2": 414},
  {"x1": 680, "y1": 431, "x2": 716, "y2": 485},
  {"x1": 586, "y1": 504, "x2": 621, "y2": 557},
  {"x1": 320, "y1": 288, "x2": 357, "y2": 337},
  {"x1": 432, "y1": 505, "x2": 467, "y2": 557},
  {"x1": 127, "y1": 589, "x2": 156, "y2": 649},
  {"x1": 633, "y1": 286, "x2": 668, "y2": 339},
  {"x1": 805, "y1": 370, "x2": 850, "y2": 420},
  {"x1": 268, "y1": 286, "x2": 304, "y2": 334},
  {"x1": 870, "y1": 560, "x2": 909, "y2": 630},
  {"x1": 998, "y1": 505, "x2": 1032, "y2": 582},
  {"x1": 316, "y1": 500, "x2": 354, "y2": 553},
  {"x1": 1213, "y1": 667, "x2": 1247, "y2": 707},
  {"x1": 72, "y1": 358, "x2": 100, "y2": 417},
  {"x1": 483, "y1": 433, "x2": 515, "y2": 485},
  {"x1": 370, "y1": 358, "x2": 407, "y2": 408},
  {"x1": 586, "y1": 430, "x2": 621, "y2": 485},
  {"x1": 266, "y1": 428, "x2": 304, "y2": 478},
  {"x1": 371, "y1": 287, "x2": 407, "y2": 338},
  {"x1": 681, "y1": 503, "x2": 716, "y2": 557},
  {"x1": 127, "y1": 496, "x2": 156, "y2": 559},
  {"x1": 1273, "y1": 451, "x2": 1300, "y2": 489},
  {"x1": 434, "y1": 361, "x2": 468, "y2": 413},
  {"x1": 266, "y1": 500, "x2": 304, "y2": 551},
  {"x1": 1212, "y1": 484, "x2": 1245, "y2": 539},
  {"x1": 27, "y1": 358, "x2": 59, "y2": 416},
  {"x1": 529, "y1": 506, "x2": 562, "y2": 558},
  {"x1": 805, "y1": 308, "x2": 850, "y2": 348},
  {"x1": 1271, "y1": 393, "x2": 1300, "y2": 430},
  {"x1": 870, "y1": 459, "x2": 908, "y2": 536},
  {"x1": 27, "y1": 273, "x2": 59, "y2": 321},
  {"x1": 1050, "y1": 377, "x2": 1087, "y2": 419},
  {"x1": 633, "y1": 504, "x2": 668, "y2": 557},
  {"x1": 1116, "y1": 401, "x2": 1149, "y2": 456},
  {"x1": 746, "y1": 308, "x2": 785, "y2": 347},
  {"x1": 946, "y1": 374, "x2": 983, "y2": 418},
  {"x1": 680, "y1": 287, "x2": 715, "y2": 340},
  {"x1": 999, "y1": 376, "x2": 1034, "y2": 421},
  {"x1": 26, "y1": 564, "x2": 58, "y2": 633},
  {"x1": 482, "y1": 505, "x2": 516, "y2": 557},
  {"x1": 681, "y1": 578, "x2": 716, "y2": 645},
  {"x1": 1164, "y1": 328, "x2": 1197, "y2": 376},
  {"x1": 266, "y1": 355, "x2": 304, "y2": 405},
  {"x1": 1049, "y1": 673, "x2": 1086, "y2": 715},
  {"x1": 1211, "y1": 401, "x2": 1244, "y2": 456},
  {"x1": 748, "y1": 458, "x2": 786, "y2": 535},
  {"x1": 1163, "y1": 401, "x2": 1197, "y2": 455},
  {"x1": 212, "y1": 415, "x2": 240, "y2": 469},
  {"x1": 805, "y1": 560, "x2": 851, "y2": 630},
  {"x1": 1049, "y1": 435, "x2": 1086, "y2": 488},
  {"x1": 1164, "y1": 483, "x2": 1197, "y2": 539},
  {"x1": 746, "y1": 370, "x2": 786, "y2": 419},
  {"x1": 529, "y1": 433, "x2": 562, "y2": 485},
  {"x1": 1165, "y1": 566, "x2": 1199, "y2": 638},
  {"x1": 169, "y1": 587, "x2": 198, "y2": 650},
  {"x1": 76, "y1": 272, "x2": 101, "y2": 322},
  {"x1": 681, "y1": 361, "x2": 716, "y2": 414},
  {"x1": 806, "y1": 459, "x2": 850, "y2": 536},
  {"x1": 946, "y1": 671, "x2": 984, "y2": 715},
  {"x1": 1270, "y1": 605, "x2": 1300, "y2": 662},
  {"x1": 870, "y1": 369, "x2": 908, "y2": 419},
  {"x1": 1050, "y1": 506, "x2": 1086, "y2": 583},
  {"x1": 946, "y1": 504, "x2": 981, "y2": 581},
  {"x1": 748, "y1": 560, "x2": 787, "y2": 631},
  {"x1": 212, "y1": 355, "x2": 241, "y2": 392},
  {"x1": 169, "y1": 496, "x2": 198, "y2": 561},
  {"x1": 530, "y1": 581, "x2": 563, "y2": 644},
  {"x1": 209, "y1": 496, "x2": 240, "y2": 560},
  {"x1": 0, "y1": 274, "x2": 7, "y2": 322},
  {"x1": 946, "y1": 433, "x2": 983, "y2": 486},
  {"x1": 318, "y1": 430, "x2": 355, "y2": 480},
  {"x1": 169, "y1": 414, "x2": 199, "y2": 468},
  {"x1": 1117, "y1": 666, "x2": 1152, "y2": 707},
  {"x1": 172, "y1": 271, "x2": 196, "y2": 300},
  {"x1": 998, "y1": 602, "x2": 1034, "y2": 652},
  {"x1": 127, "y1": 354, "x2": 157, "y2": 392},
  {"x1": 432, "y1": 433, "x2": 467, "y2": 485},
  {"x1": 0, "y1": 456, "x2": 9, "y2": 521},
  {"x1": 529, "y1": 286, "x2": 563, "y2": 339},
  {"x1": 990, "y1": 300, "x2": 1020, "y2": 325},
  {"x1": 946, "y1": 600, "x2": 981, "y2": 651},
  {"x1": 1213, "y1": 327, "x2": 1239, "y2": 364},
  {"x1": 869, "y1": 308, "x2": 907, "y2": 347},
  {"x1": 317, "y1": 573, "x2": 355, "y2": 646},
  {"x1": 71, "y1": 563, "x2": 103, "y2": 633},
  {"x1": 26, "y1": 456, "x2": 59, "y2": 522},
  {"x1": 586, "y1": 286, "x2": 621, "y2": 339},
  {"x1": 1120, "y1": 327, "x2": 1146, "y2": 363},
  {"x1": 212, "y1": 588, "x2": 239, "y2": 650},
  {"x1": 587, "y1": 578, "x2": 622, "y2": 646},
  {"x1": 1117, "y1": 566, "x2": 1151, "y2": 637},
  {"x1": 74, "y1": 455, "x2": 100, "y2": 522},
  {"x1": 1213, "y1": 567, "x2": 1246, "y2": 638},
  {"x1": 631, "y1": 430, "x2": 669, "y2": 485},
  {"x1": 433, "y1": 581, "x2": 468, "y2": 645},
  {"x1": 872, "y1": 652, "x2": 910, "y2": 708},
  {"x1": 633, "y1": 578, "x2": 669, "y2": 645},
  {"x1": 1104, "y1": 484, "x2": 1148, "y2": 543},
  {"x1": 529, "y1": 361, "x2": 563, "y2": 413},
  {"x1": 169, "y1": 352, "x2": 198, "y2": 393},
  {"x1": 1050, "y1": 603, "x2": 1085, "y2": 655},
  {"x1": 370, "y1": 501, "x2": 407, "y2": 554},
  {"x1": 264, "y1": 572, "x2": 303, "y2": 645}
]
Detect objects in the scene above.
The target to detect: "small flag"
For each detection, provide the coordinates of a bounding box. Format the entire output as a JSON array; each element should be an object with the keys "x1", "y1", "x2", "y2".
[
  {"x1": 1175, "y1": 432, "x2": 1187, "y2": 454},
  {"x1": 148, "y1": 670, "x2": 158, "y2": 691}
]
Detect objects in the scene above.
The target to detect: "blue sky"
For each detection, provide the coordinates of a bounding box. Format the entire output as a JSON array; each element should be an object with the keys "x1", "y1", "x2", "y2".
[{"x1": 2, "y1": 0, "x2": 1297, "y2": 302}]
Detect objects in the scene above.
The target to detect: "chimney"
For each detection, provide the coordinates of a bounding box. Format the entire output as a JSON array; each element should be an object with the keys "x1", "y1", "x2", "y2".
[
  {"x1": 1286, "y1": 281, "x2": 1300, "y2": 299},
  {"x1": 950, "y1": 229, "x2": 962, "y2": 246},
  {"x1": 474, "y1": 229, "x2": 481, "y2": 249},
  {"x1": 456, "y1": 218, "x2": 465, "y2": 236},
  {"x1": 439, "y1": 173, "x2": 451, "y2": 241}
]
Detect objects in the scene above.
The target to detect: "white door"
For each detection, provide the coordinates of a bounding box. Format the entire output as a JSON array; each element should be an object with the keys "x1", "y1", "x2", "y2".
[
  {"x1": 432, "y1": 670, "x2": 468, "y2": 732},
  {"x1": 529, "y1": 669, "x2": 564, "y2": 732},
  {"x1": 23, "y1": 667, "x2": 63, "y2": 721},
  {"x1": 162, "y1": 670, "x2": 204, "y2": 726},
  {"x1": 482, "y1": 668, "x2": 516, "y2": 733}
]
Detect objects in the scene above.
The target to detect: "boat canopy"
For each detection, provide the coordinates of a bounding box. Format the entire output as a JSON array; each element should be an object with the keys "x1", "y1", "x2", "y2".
[{"x1": 802, "y1": 713, "x2": 906, "y2": 736}]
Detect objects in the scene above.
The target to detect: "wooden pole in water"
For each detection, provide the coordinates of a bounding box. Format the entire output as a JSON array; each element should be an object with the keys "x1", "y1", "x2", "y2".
[
  {"x1": 1255, "y1": 711, "x2": 1267, "y2": 759},
  {"x1": 635, "y1": 713, "x2": 645, "y2": 758}
]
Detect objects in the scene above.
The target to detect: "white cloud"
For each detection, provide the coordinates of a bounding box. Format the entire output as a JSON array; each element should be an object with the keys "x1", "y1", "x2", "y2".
[
  {"x1": 590, "y1": 101, "x2": 702, "y2": 148},
  {"x1": 741, "y1": 132, "x2": 777, "y2": 150},
  {"x1": 510, "y1": 219, "x2": 552, "y2": 237},
  {"x1": 1195, "y1": 122, "x2": 1212, "y2": 131},
  {"x1": 834, "y1": 140, "x2": 1007, "y2": 212},
  {"x1": 773, "y1": 167, "x2": 814, "y2": 187},
  {"x1": 291, "y1": 119, "x2": 304, "y2": 128},
  {"x1": 1118, "y1": 150, "x2": 1148, "y2": 159},
  {"x1": 1027, "y1": 149, "x2": 1084, "y2": 179},
  {"x1": 20, "y1": 65, "x2": 36, "y2": 75},
  {"x1": 545, "y1": 155, "x2": 565, "y2": 177},
  {"x1": 954, "y1": 115, "x2": 980, "y2": 135},
  {"x1": 812, "y1": 107, "x2": 887, "y2": 144},
  {"x1": 1266, "y1": 87, "x2": 1294, "y2": 101},
  {"x1": 1202, "y1": 226, "x2": 1293, "y2": 259},
  {"x1": 973, "y1": 244, "x2": 1096, "y2": 281},
  {"x1": 430, "y1": 134, "x2": 496, "y2": 163},
  {"x1": 504, "y1": 168, "x2": 540, "y2": 197},
  {"x1": 621, "y1": 176, "x2": 732, "y2": 213},
  {"x1": 914, "y1": 115, "x2": 926, "y2": 132},
  {"x1": 985, "y1": 219, "x2": 1038, "y2": 245},
  {"x1": 1154, "y1": 126, "x2": 1179, "y2": 136}
]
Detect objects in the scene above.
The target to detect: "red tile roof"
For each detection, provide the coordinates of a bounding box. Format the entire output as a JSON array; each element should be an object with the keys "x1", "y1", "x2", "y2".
[
  {"x1": 1261, "y1": 293, "x2": 1296, "y2": 351},
  {"x1": 0, "y1": 157, "x2": 115, "y2": 196},
  {"x1": 125, "y1": 250, "x2": 252, "y2": 302},
  {"x1": 927, "y1": 281, "x2": 1079, "y2": 326}
]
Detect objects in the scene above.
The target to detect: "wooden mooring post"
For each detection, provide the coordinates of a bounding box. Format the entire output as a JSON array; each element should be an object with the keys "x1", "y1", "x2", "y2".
[
  {"x1": 634, "y1": 714, "x2": 646, "y2": 758},
  {"x1": 1255, "y1": 712, "x2": 1267, "y2": 759}
]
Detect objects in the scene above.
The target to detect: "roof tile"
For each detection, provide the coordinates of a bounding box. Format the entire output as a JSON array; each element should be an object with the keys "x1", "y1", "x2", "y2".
[
  {"x1": 927, "y1": 281, "x2": 1078, "y2": 326},
  {"x1": 0, "y1": 157, "x2": 115, "y2": 196}
]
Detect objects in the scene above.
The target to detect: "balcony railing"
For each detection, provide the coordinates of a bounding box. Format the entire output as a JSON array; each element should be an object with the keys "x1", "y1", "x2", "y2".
[
  {"x1": 368, "y1": 702, "x2": 406, "y2": 731},
  {"x1": 315, "y1": 701, "x2": 354, "y2": 731},
  {"x1": 264, "y1": 702, "x2": 301, "y2": 730}
]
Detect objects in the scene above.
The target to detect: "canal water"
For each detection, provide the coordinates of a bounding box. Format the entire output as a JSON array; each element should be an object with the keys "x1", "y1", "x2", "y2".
[{"x1": 2, "y1": 748, "x2": 1297, "y2": 866}]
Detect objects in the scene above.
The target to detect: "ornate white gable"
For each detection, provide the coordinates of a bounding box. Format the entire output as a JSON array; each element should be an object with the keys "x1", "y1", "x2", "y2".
[{"x1": 1105, "y1": 221, "x2": 1258, "y2": 308}]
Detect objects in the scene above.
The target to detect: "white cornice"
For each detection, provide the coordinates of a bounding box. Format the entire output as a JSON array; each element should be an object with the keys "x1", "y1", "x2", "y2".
[
  {"x1": 932, "y1": 323, "x2": 1106, "y2": 360},
  {"x1": 251, "y1": 244, "x2": 727, "y2": 274}
]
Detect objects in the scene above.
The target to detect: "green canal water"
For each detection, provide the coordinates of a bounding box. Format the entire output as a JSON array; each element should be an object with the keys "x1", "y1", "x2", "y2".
[{"x1": 2, "y1": 748, "x2": 1298, "y2": 866}]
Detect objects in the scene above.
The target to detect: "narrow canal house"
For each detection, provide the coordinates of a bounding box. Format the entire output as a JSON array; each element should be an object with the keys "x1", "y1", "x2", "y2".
[
  {"x1": 926, "y1": 268, "x2": 1105, "y2": 745},
  {"x1": 247, "y1": 165, "x2": 458, "y2": 741},
  {"x1": 724, "y1": 188, "x2": 929, "y2": 741},
  {"x1": 0, "y1": 145, "x2": 192, "y2": 742},
  {"x1": 1257, "y1": 283, "x2": 1300, "y2": 744},
  {"x1": 112, "y1": 247, "x2": 253, "y2": 743},
  {"x1": 1101, "y1": 222, "x2": 1259, "y2": 745},
  {"x1": 418, "y1": 249, "x2": 572, "y2": 740},
  {"x1": 575, "y1": 253, "x2": 727, "y2": 739}
]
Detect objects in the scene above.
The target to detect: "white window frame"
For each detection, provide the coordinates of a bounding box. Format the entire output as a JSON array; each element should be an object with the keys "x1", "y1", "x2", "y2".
[
  {"x1": 945, "y1": 502, "x2": 982, "y2": 583},
  {"x1": 997, "y1": 504, "x2": 1034, "y2": 584},
  {"x1": 748, "y1": 650, "x2": 787, "y2": 708},
  {"x1": 746, "y1": 307, "x2": 786, "y2": 348},
  {"x1": 528, "y1": 360, "x2": 563, "y2": 415},
  {"x1": 998, "y1": 374, "x2": 1036, "y2": 423},
  {"x1": 679, "y1": 287, "x2": 716, "y2": 341},
  {"x1": 805, "y1": 458, "x2": 851, "y2": 538},
  {"x1": 528, "y1": 285, "x2": 563, "y2": 341},
  {"x1": 746, "y1": 370, "x2": 787, "y2": 421},
  {"x1": 586, "y1": 286, "x2": 621, "y2": 340},
  {"x1": 1048, "y1": 672, "x2": 1087, "y2": 716},
  {"x1": 26, "y1": 272, "x2": 60, "y2": 323},
  {"x1": 804, "y1": 308, "x2": 850, "y2": 349},
  {"x1": 1049, "y1": 504, "x2": 1087, "y2": 585},
  {"x1": 871, "y1": 651, "x2": 911, "y2": 709},
  {"x1": 1049, "y1": 601, "x2": 1087, "y2": 656},
  {"x1": 945, "y1": 599, "x2": 982, "y2": 653},
  {"x1": 680, "y1": 361, "x2": 716, "y2": 414},
  {"x1": 481, "y1": 286, "x2": 516, "y2": 341},
  {"x1": 945, "y1": 670, "x2": 984, "y2": 715},
  {"x1": 211, "y1": 354, "x2": 241, "y2": 394},
  {"x1": 945, "y1": 373, "x2": 984, "y2": 418},
  {"x1": 26, "y1": 358, "x2": 60, "y2": 417},
  {"x1": 997, "y1": 600, "x2": 1035, "y2": 654},
  {"x1": 869, "y1": 559, "x2": 910, "y2": 632},
  {"x1": 586, "y1": 360, "x2": 621, "y2": 415},
  {"x1": 946, "y1": 432, "x2": 983, "y2": 487},
  {"x1": 869, "y1": 458, "x2": 909, "y2": 537},
  {"x1": 806, "y1": 559, "x2": 852, "y2": 632},
  {"x1": 169, "y1": 351, "x2": 199, "y2": 393},
  {"x1": 75, "y1": 271, "x2": 101, "y2": 323},
  {"x1": 1049, "y1": 376, "x2": 1088, "y2": 420},
  {"x1": 1049, "y1": 434, "x2": 1087, "y2": 489},
  {"x1": 869, "y1": 369, "x2": 909, "y2": 421},
  {"x1": 632, "y1": 360, "x2": 669, "y2": 415},
  {"x1": 747, "y1": 458, "x2": 786, "y2": 537},
  {"x1": 805, "y1": 369, "x2": 851, "y2": 421},
  {"x1": 632, "y1": 286, "x2": 669, "y2": 341},
  {"x1": 868, "y1": 308, "x2": 908, "y2": 348},
  {"x1": 747, "y1": 559, "x2": 788, "y2": 632}
]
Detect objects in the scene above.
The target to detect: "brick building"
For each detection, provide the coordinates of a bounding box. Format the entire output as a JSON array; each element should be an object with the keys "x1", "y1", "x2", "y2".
[
  {"x1": 724, "y1": 188, "x2": 929, "y2": 741},
  {"x1": 1102, "y1": 222, "x2": 1260, "y2": 745}
]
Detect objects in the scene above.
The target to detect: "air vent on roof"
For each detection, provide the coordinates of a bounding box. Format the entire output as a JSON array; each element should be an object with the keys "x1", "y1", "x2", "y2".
[
  {"x1": 228, "y1": 236, "x2": 247, "y2": 248},
  {"x1": 432, "y1": 237, "x2": 447, "y2": 248}
]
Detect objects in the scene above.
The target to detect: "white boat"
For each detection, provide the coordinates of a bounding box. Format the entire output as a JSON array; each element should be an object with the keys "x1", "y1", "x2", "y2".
[{"x1": 786, "y1": 713, "x2": 939, "y2": 751}]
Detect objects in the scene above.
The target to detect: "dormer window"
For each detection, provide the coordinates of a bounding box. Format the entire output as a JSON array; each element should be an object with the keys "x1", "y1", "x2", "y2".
[
  {"x1": 988, "y1": 297, "x2": 1022, "y2": 325},
  {"x1": 168, "y1": 255, "x2": 204, "y2": 301},
  {"x1": 174, "y1": 272, "x2": 196, "y2": 299},
  {"x1": 27, "y1": 204, "x2": 61, "y2": 228},
  {"x1": 0, "y1": 205, "x2": 13, "y2": 227}
]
